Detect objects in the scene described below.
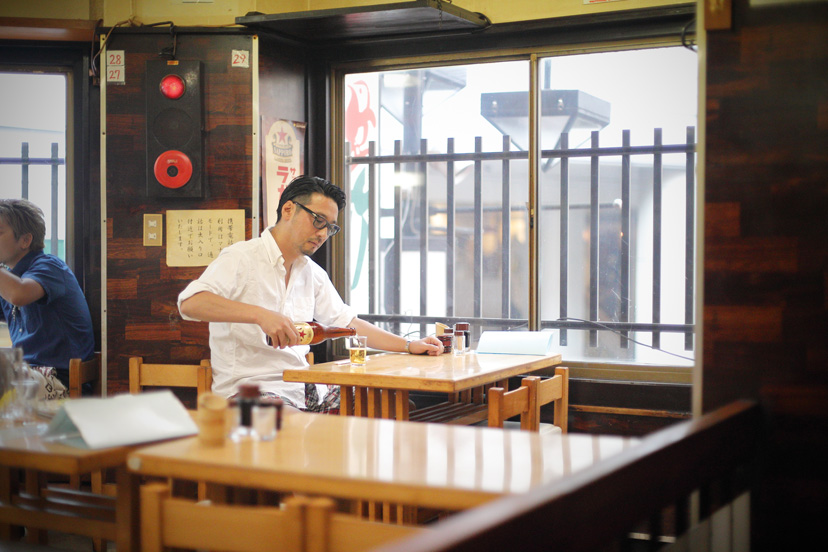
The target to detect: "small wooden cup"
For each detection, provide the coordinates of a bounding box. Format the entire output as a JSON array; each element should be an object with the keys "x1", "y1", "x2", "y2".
[{"x1": 197, "y1": 393, "x2": 228, "y2": 447}]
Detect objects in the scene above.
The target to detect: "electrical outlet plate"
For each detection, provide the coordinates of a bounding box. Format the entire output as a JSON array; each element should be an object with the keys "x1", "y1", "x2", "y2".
[{"x1": 143, "y1": 214, "x2": 163, "y2": 246}]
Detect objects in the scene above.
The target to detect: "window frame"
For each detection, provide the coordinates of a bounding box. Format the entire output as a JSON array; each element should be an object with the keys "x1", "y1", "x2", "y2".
[
  {"x1": 0, "y1": 42, "x2": 93, "y2": 281},
  {"x1": 326, "y1": 11, "x2": 697, "y2": 384},
  {"x1": 0, "y1": 42, "x2": 97, "y2": 347}
]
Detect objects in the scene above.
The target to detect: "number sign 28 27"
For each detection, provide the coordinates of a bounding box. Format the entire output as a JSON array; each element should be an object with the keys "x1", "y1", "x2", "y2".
[{"x1": 107, "y1": 50, "x2": 125, "y2": 84}]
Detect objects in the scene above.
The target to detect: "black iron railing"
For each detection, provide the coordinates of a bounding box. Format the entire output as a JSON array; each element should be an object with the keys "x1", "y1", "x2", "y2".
[
  {"x1": 0, "y1": 142, "x2": 64, "y2": 257},
  {"x1": 345, "y1": 127, "x2": 696, "y2": 357}
]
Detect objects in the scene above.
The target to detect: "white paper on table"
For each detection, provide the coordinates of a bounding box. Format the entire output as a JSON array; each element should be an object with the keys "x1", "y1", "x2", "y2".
[
  {"x1": 475, "y1": 330, "x2": 555, "y2": 355},
  {"x1": 42, "y1": 390, "x2": 197, "y2": 449}
]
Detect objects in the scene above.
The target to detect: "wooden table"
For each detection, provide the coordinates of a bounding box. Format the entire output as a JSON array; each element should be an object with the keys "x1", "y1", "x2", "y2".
[
  {"x1": 128, "y1": 412, "x2": 637, "y2": 516},
  {"x1": 0, "y1": 423, "x2": 139, "y2": 551},
  {"x1": 283, "y1": 352, "x2": 562, "y2": 423}
]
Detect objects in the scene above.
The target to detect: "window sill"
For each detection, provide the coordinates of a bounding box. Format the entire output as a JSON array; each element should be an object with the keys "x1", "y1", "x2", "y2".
[{"x1": 539, "y1": 360, "x2": 692, "y2": 384}]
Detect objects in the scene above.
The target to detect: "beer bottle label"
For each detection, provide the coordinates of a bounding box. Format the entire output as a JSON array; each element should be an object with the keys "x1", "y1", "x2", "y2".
[{"x1": 295, "y1": 322, "x2": 314, "y2": 345}]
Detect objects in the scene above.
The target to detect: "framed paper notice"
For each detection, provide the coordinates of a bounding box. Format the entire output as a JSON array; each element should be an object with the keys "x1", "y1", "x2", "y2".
[{"x1": 166, "y1": 209, "x2": 245, "y2": 267}]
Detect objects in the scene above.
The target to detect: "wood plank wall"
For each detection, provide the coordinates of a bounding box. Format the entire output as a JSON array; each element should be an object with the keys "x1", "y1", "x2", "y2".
[
  {"x1": 703, "y1": 1, "x2": 828, "y2": 548},
  {"x1": 103, "y1": 30, "x2": 256, "y2": 402}
]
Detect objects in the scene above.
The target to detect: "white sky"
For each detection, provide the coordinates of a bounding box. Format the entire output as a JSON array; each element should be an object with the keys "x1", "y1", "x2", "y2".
[
  {"x1": 420, "y1": 45, "x2": 698, "y2": 150},
  {"x1": 0, "y1": 73, "x2": 67, "y2": 132}
]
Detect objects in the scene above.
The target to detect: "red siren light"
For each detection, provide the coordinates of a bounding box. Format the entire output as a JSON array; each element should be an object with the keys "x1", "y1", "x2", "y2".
[{"x1": 159, "y1": 74, "x2": 186, "y2": 99}]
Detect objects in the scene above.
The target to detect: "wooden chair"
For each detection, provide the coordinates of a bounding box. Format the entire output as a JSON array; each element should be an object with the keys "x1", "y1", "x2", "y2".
[
  {"x1": 487, "y1": 367, "x2": 569, "y2": 434},
  {"x1": 129, "y1": 356, "x2": 213, "y2": 501},
  {"x1": 141, "y1": 482, "x2": 423, "y2": 552},
  {"x1": 68, "y1": 352, "x2": 102, "y2": 398},
  {"x1": 129, "y1": 356, "x2": 212, "y2": 397},
  {"x1": 65, "y1": 353, "x2": 101, "y2": 488}
]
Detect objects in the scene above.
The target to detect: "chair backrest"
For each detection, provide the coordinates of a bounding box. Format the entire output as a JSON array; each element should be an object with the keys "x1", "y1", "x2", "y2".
[
  {"x1": 140, "y1": 482, "x2": 422, "y2": 552},
  {"x1": 68, "y1": 352, "x2": 102, "y2": 398},
  {"x1": 488, "y1": 366, "x2": 569, "y2": 433},
  {"x1": 129, "y1": 356, "x2": 212, "y2": 397}
]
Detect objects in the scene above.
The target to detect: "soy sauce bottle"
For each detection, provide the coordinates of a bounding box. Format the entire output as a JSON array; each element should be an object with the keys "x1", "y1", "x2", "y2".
[{"x1": 230, "y1": 383, "x2": 260, "y2": 442}]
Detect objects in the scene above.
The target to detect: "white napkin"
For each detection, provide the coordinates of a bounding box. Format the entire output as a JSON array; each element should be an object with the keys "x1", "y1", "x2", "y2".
[{"x1": 475, "y1": 330, "x2": 555, "y2": 355}]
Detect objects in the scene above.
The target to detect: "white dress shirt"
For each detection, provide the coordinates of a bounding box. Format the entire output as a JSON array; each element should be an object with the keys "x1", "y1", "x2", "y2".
[{"x1": 178, "y1": 227, "x2": 357, "y2": 407}]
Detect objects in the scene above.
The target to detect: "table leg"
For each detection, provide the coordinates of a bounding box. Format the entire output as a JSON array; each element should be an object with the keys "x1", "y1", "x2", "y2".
[
  {"x1": 115, "y1": 466, "x2": 140, "y2": 552},
  {"x1": 0, "y1": 466, "x2": 22, "y2": 540},
  {"x1": 472, "y1": 386, "x2": 485, "y2": 404},
  {"x1": 341, "y1": 386, "x2": 354, "y2": 416},
  {"x1": 381, "y1": 389, "x2": 396, "y2": 420},
  {"x1": 205, "y1": 482, "x2": 231, "y2": 504},
  {"x1": 366, "y1": 389, "x2": 382, "y2": 418},
  {"x1": 395, "y1": 390, "x2": 409, "y2": 421},
  {"x1": 354, "y1": 387, "x2": 368, "y2": 417},
  {"x1": 24, "y1": 469, "x2": 46, "y2": 544}
]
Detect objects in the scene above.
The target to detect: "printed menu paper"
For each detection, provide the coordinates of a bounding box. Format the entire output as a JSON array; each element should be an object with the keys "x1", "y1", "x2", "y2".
[{"x1": 43, "y1": 390, "x2": 197, "y2": 449}]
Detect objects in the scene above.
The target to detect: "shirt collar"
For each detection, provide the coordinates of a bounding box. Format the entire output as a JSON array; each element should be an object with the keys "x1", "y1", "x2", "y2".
[
  {"x1": 261, "y1": 227, "x2": 308, "y2": 271},
  {"x1": 11, "y1": 250, "x2": 42, "y2": 277}
]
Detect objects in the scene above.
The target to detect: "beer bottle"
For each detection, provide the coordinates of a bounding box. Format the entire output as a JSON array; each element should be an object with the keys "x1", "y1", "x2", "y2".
[{"x1": 267, "y1": 321, "x2": 356, "y2": 346}]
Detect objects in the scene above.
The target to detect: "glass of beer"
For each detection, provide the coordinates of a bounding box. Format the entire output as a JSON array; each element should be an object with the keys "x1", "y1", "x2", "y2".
[{"x1": 349, "y1": 335, "x2": 368, "y2": 366}]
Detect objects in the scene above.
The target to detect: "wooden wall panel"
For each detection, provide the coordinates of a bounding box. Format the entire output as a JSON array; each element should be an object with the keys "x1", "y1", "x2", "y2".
[
  {"x1": 103, "y1": 30, "x2": 308, "y2": 403},
  {"x1": 703, "y1": 1, "x2": 828, "y2": 549},
  {"x1": 103, "y1": 30, "x2": 255, "y2": 400}
]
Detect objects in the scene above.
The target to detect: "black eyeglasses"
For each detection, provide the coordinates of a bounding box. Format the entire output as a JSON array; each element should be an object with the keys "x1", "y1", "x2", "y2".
[{"x1": 293, "y1": 202, "x2": 341, "y2": 237}]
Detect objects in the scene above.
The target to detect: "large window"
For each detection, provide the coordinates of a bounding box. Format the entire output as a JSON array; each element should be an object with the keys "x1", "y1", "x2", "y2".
[
  {"x1": 336, "y1": 43, "x2": 697, "y2": 373},
  {"x1": 0, "y1": 71, "x2": 68, "y2": 260}
]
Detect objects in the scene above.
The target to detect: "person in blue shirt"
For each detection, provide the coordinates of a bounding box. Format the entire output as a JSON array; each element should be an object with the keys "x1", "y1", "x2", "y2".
[{"x1": 0, "y1": 199, "x2": 94, "y2": 393}]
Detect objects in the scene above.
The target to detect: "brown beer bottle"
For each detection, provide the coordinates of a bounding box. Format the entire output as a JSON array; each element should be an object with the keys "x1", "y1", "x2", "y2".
[{"x1": 267, "y1": 322, "x2": 356, "y2": 346}]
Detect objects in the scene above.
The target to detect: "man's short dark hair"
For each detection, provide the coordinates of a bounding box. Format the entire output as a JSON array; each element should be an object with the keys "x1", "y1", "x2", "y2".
[
  {"x1": 0, "y1": 198, "x2": 46, "y2": 252},
  {"x1": 276, "y1": 176, "x2": 346, "y2": 222}
]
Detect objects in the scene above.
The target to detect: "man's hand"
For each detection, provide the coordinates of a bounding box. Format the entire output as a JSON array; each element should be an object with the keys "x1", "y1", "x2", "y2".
[
  {"x1": 408, "y1": 336, "x2": 444, "y2": 356},
  {"x1": 260, "y1": 311, "x2": 301, "y2": 349}
]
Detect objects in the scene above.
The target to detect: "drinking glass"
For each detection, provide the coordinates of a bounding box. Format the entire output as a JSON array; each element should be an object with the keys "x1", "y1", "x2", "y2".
[
  {"x1": 12, "y1": 374, "x2": 39, "y2": 425},
  {"x1": 0, "y1": 348, "x2": 24, "y2": 424},
  {"x1": 348, "y1": 335, "x2": 367, "y2": 366}
]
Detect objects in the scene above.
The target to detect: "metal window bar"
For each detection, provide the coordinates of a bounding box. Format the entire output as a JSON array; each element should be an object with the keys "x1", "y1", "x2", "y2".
[
  {"x1": 559, "y1": 133, "x2": 569, "y2": 347},
  {"x1": 419, "y1": 138, "x2": 429, "y2": 339},
  {"x1": 393, "y1": 140, "x2": 403, "y2": 336},
  {"x1": 652, "y1": 129, "x2": 663, "y2": 351},
  {"x1": 369, "y1": 142, "x2": 379, "y2": 315},
  {"x1": 0, "y1": 142, "x2": 65, "y2": 257},
  {"x1": 474, "y1": 136, "x2": 483, "y2": 326},
  {"x1": 446, "y1": 138, "x2": 456, "y2": 319},
  {"x1": 685, "y1": 127, "x2": 696, "y2": 351},
  {"x1": 22, "y1": 142, "x2": 29, "y2": 198},
  {"x1": 620, "y1": 130, "x2": 632, "y2": 349},
  {"x1": 345, "y1": 129, "x2": 696, "y2": 352},
  {"x1": 589, "y1": 131, "x2": 601, "y2": 347},
  {"x1": 501, "y1": 135, "x2": 511, "y2": 320}
]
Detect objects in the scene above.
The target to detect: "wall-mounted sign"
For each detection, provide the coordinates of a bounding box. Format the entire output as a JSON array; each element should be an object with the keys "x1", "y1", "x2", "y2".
[
  {"x1": 261, "y1": 119, "x2": 305, "y2": 227},
  {"x1": 106, "y1": 50, "x2": 125, "y2": 84},
  {"x1": 231, "y1": 50, "x2": 250, "y2": 68},
  {"x1": 166, "y1": 209, "x2": 245, "y2": 267}
]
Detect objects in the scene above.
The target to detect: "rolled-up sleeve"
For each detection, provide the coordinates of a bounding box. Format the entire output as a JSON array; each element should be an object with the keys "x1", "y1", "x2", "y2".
[{"x1": 177, "y1": 248, "x2": 247, "y2": 321}]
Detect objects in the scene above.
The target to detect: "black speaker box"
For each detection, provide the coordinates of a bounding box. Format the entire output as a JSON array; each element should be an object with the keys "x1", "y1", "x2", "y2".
[{"x1": 145, "y1": 59, "x2": 204, "y2": 198}]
